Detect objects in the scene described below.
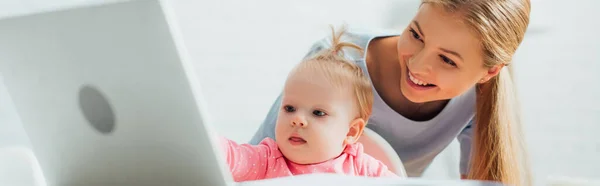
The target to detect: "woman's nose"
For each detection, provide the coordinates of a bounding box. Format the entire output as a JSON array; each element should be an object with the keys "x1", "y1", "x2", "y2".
[{"x1": 407, "y1": 49, "x2": 434, "y2": 74}]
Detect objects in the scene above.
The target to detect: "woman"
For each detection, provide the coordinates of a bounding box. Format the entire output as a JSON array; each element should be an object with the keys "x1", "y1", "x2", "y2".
[{"x1": 249, "y1": 0, "x2": 531, "y2": 185}]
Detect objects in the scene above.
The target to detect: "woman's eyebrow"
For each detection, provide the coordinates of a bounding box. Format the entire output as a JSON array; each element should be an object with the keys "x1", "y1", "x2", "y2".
[
  {"x1": 413, "y1": 21, "x2": 425, "y2": 37},
  {"x1": 413, "y1": 20, "x2": 463, "y2": 61},
  {"x1": 440, "y1": 48, "x2": 463, "y2": 61}
]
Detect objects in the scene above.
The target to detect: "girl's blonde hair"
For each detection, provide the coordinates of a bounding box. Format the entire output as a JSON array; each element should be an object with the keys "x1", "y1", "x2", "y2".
[
  {"x1": 420, "y1": 0, "x2": 531, "y2": 185},
  {"x1": 290, "y1": 25, "x2": 373, "y2": 121}
]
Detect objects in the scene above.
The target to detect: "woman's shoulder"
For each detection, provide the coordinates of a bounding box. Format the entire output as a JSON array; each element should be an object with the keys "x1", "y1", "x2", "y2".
[
  {"x1": 304, "y1": 27, "x2": 399, "y2": 61},
  {"x1": 314, "y1": 27, "x2": 398, "y2": 45}
]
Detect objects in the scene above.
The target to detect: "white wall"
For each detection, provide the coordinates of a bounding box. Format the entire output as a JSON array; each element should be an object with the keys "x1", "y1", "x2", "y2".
[
  {"x1": 0, "y1": 0, "x2": 599, "y2": 185},
  {"x1": 513, "y1": 0, "x2": 600, "y2": 182}
]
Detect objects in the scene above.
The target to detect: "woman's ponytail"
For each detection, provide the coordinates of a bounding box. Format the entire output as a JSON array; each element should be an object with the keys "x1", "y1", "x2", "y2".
[{"x1": 469, "y1": 66, "x2": 531, "y2": 185}]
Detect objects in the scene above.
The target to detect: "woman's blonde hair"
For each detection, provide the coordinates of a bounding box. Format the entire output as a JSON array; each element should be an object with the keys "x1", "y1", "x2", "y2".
[
  {"x1": 290, "y1": 25, "x2": 373, "y2": 122},
  {"x1": 420, "y1": 0, "x2": 531, "y2": 185}
]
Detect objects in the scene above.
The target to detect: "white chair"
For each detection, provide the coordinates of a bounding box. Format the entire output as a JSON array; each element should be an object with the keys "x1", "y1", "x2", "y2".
[
  {"x1": 546, "y1": 176, "x2": 600, "y2": 186},
  {"x1": 357, "y1": 128, "x2": 407, "y2": 177},
  {"x1": 0, "y1": 146, "x2": 47, "y2": 186}
]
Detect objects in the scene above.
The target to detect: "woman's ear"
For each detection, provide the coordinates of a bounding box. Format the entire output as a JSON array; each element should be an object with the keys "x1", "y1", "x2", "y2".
[
  {"x1": 345, "y1": 118, "x2": 366, "y2": 145},
  {"x1": 479, "y1": 64, "x2": 505, "y2": 84}
]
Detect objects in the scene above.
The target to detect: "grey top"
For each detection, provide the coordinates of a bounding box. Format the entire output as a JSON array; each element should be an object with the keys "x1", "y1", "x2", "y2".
[{"x1": 248, "y1": 28, "x2": 476, "y2": 177}]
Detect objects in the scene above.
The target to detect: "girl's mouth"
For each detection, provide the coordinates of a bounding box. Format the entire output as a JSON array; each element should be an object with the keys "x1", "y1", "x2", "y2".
[{"x1": 288, "y1": 137, "x2": 306, "y2": 146}]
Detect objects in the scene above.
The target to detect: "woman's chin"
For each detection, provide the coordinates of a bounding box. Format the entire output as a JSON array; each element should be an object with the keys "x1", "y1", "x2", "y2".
[{"x1": 400, "y1": 85, "x2": 432, "y2": 103}]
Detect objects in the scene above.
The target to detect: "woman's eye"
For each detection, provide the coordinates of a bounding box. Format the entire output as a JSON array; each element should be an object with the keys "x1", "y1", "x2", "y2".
[
  {"x1": 283, "y1": 105, "x2": 295, "y2": 112},
  {"x1": 409, "y1": 28, "x2": 422, "y2": 41},
  {"x1": 439, "y1": 55, "x2": 457, "y2": 67},
  {"x1": 312, "y1": 110, "x2": 327, "y2": 117}
]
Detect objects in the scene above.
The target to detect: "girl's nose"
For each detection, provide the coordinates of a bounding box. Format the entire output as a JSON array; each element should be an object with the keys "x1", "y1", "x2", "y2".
[{"x1": 291, "y1": 115, "x2": 307, "y2": 127}]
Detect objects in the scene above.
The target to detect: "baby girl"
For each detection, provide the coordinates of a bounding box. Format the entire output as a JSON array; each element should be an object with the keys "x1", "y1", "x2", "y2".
[{"x1": 220, "y1": 27, "x2": 397, "y2": 182}]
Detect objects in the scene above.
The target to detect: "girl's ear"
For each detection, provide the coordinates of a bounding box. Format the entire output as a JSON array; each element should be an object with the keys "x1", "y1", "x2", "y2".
[{"x1": 345, "y1": 118, "x2": 366, "y2": 144}]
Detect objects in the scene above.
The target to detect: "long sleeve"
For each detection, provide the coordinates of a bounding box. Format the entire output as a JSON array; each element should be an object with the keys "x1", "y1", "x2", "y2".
[
  {"x1": 220, "y1": 137, "x2": 271, "y2": 181},
  {"x1": 457, "y1": 117, "x2": 475, "y2": 175},
  {"x1": 357, "y1": 153, "x2": 398, "y2": 177}
]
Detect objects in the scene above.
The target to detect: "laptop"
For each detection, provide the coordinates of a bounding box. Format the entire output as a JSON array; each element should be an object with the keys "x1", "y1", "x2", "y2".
[
  {"x1": 0, "y1": 0, "x2": 506, "y2": 185},
  {"x1": 0, "y1": 0, "x2": 233, "y2": 185}
]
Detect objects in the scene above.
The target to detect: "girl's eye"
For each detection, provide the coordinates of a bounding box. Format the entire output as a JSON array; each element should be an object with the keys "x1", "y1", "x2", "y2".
[
  {"x1": 439, "y1": 54, "x2": 457, "y2": 67},
  {"x1": 283, "y1": 105, "x2": 295, "y2": 112},
  {"x1": 409, "y1": 28, "x2": 422, "y2": 41},
  {"x1": 312, "y1": 110, "x2": 327, "y2": 117}
]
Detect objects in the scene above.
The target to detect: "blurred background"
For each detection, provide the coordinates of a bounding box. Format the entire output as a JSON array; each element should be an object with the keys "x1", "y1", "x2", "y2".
[{"x1": 1, "y1": 0, "x2": 598, "y2": 185}]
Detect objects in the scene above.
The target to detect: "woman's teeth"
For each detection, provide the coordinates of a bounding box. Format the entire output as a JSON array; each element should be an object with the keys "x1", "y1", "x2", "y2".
[{"x1": 409, "y1": 73, "x2": 432, "y2": 86}]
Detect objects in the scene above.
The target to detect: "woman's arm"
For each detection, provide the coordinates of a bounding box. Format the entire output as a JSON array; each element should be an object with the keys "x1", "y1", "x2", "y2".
[
  {"x1": 248, "y1": 94, "x2": 281, "y2": 145},
  {"x1": 457, "y1": 118, "x2": 475, "y2": 179}
]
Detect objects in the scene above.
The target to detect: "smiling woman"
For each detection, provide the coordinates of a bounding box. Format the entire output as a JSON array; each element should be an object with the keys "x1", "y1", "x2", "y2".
[
  {"x1": 250, "y1": 0, "x2": 532, "y2": 185},
  {"x1": 388, "y1": 1, "x2": 531, "y2": 184}
]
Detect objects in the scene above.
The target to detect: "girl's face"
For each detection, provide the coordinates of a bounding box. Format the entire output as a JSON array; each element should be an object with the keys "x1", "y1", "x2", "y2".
[
  {"x1": 396, "y1": 3, "x2": 502, "y2": 103},
  {"x1": 275, "y1": 69, "x2": 363, "y2": 164}
]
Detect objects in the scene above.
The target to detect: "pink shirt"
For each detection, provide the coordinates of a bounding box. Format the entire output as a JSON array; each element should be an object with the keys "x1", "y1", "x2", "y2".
[{"x1": 221, "y1": 137, "x2": 397, "y2": 182}]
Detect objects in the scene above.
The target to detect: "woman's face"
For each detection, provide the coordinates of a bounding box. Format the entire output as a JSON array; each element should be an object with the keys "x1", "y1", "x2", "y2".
[{"x1": 396, "y1": 3, "x2": 501, "y2": 103}]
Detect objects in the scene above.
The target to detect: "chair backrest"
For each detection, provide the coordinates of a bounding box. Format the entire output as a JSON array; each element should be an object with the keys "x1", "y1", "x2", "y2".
[
  {"x1": 357, "y1": 128, "x2": 407, "y2": 177},
  {"x1": 0, "y1": 147, "x2": 47, "y2": 186}
]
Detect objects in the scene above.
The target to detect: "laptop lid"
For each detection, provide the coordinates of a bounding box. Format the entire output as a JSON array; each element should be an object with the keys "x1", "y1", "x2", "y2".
[{"x1": 0, "y1": 0, "x2": 233, "y2": 185}]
